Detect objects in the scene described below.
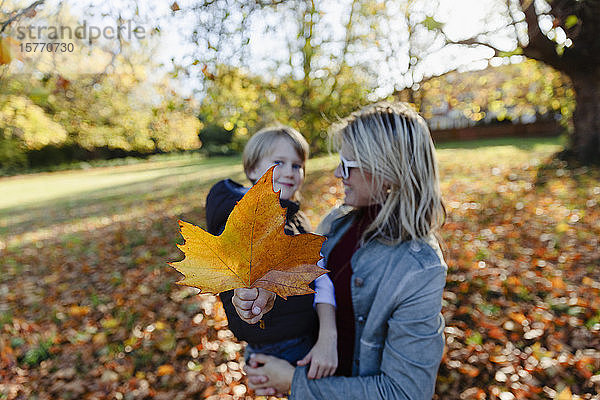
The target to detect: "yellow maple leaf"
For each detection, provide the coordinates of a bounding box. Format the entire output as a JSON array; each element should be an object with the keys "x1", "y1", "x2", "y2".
[{"x1": 169, "y1": 166, "x2": 327, "y2": 299}]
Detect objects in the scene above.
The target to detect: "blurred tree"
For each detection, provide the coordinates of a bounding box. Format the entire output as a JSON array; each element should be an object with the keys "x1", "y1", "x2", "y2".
[
  {"x1": 0, "y1": 93, "x2": 68, "y2": 148},
  {"x1": 181, "y1": 0, "x2": 379, "y2": 152},
  {"x1": 198, "y1": 63, "x2": 369, "y2": 153},
  {"x1": 197, "y1": 121, "x2": 235, "y2": 156},
  {"x1": 0, "y1": 1, "x2": 45, "y2": 36},
  {"x1": 181, "y1": 0, "x2": 599, "y2": 161},
  {"x1": 5, "y1": 0, "x2": 596, "y2": 162},
  {"x1": 417, "y1": 59, "x2": 574, "y2": 130},
  {"x1": 433, "y1": 0, "x2": 600, "y2": 164},
  {"x1": 1, "y1": 71, "x2": 201, "y2": 170},
  {"x1": 150, "y1": 92, "x2": 202, "y2": 153},
  {"x1": 1, "y1": 1, "x2": 201, "y2": 169}
]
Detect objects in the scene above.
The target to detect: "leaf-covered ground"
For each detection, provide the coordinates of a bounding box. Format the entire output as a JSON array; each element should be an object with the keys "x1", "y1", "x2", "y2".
[{"x1": 1, "y1": 143, "x2": 599, "y2": 399}]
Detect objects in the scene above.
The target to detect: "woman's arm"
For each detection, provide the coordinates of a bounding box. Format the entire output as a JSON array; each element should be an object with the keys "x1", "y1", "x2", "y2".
[
  {"x1": 291, "y1": 265, "x2": 446, "y2": 399},
  {"x1": 247, "y1": 264, "x2": 446, "y2": 400}
]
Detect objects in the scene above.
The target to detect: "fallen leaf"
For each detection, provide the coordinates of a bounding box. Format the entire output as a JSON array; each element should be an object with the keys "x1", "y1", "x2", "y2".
[
  {"x1": 56, "y1": 76, "x2": 70, "y2": 91},
  {"x1": 157, "y1": 364, "x2": 175, "y2": 376},
  {"x1": 550, "y1": 276, "x2": 566, "y2": 289},
  {"x1": 100, "y1": 317, "x2": 119, "y2": 329},
  {"x1": 556, "y1": 387, "x2": 573, "y2": 400},
  {"x1": 556, "y1": 222, "x2": 569, "y2": 233},
  {"x1": 487, "y1": 326, "x2": 506, "y2": 340},
  {"x1": 582, "y1": 276, "x2": 595, "y2": 286},
  {"x1": 68, "y1": 305, "x2": 91, "y2": 317},
  {"x1": 169, "y1": 166, "x2": 327, "y2": 298},
  {"x1": 459, "y1": 364, "x2": 480, "y2": 377},
  {"x1": 575, "y1": 356, "x2": 595, "y2": 379},
  {"x1": 508, "y1": 312, "x2": 528, "y2": 325}
]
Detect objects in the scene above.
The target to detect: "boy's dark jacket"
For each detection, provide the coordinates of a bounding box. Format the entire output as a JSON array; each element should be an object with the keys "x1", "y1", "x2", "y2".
[{"x1": 205, "y1": 179, "x2": 317, "y2": 344}]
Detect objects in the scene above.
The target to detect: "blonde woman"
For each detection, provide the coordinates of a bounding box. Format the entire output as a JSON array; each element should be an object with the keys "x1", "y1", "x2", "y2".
[{"x1": 233, "y1": 102, "x2": 447, "y2": 399}]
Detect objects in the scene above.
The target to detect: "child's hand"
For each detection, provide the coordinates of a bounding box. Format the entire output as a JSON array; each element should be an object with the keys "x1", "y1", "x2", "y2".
[
  {"x1": 232, "y1": 288, "x2": 275, "y2": 324},
  {"x1": 296, "y1": 334, "x2": 338, "y2": 379}
]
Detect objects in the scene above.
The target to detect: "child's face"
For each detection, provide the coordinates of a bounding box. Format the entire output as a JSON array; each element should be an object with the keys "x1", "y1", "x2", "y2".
[{"x1": 248, "y1": 138, "x2": 305, "y2": 201}]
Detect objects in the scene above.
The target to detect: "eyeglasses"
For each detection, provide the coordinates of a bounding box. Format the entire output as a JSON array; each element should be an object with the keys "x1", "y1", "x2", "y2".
[{"x1": 339, "y1": 155, "x2": 359, "y2": 179}]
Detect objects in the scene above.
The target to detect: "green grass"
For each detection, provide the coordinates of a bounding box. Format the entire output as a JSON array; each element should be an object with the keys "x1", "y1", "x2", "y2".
[
  {"x1": 0, "y1": 136, "x2": 562, "y2": 244},
  {"x1": 0, "y1": 151, "x2": 339, "y2": 247},
  {"x1": 0, "y1": 155, "x2": 243, "y2": 210},
  {"x1": 435, "y1": 136, "x2": 563, "y2": 174},
  {"x1": 434, "y1": 135, "x2": 565, "y2": 150},
  {"x1": 0, "y1": 137, "x2": 562, "y2": 209}
]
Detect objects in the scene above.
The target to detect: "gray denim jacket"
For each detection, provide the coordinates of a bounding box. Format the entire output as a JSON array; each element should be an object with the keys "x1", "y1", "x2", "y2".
[{"x1": 290, "y1": 207, "x2": 447, "y2": 400}]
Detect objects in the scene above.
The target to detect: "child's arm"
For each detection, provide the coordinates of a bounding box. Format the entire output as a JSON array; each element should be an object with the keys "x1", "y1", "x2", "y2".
[
  {"x1": 297, "y1": 303, "x2": 337, "y2": 379},
  {"x1": 296, "y1": 270, "x2": 338, "y2": 379}
]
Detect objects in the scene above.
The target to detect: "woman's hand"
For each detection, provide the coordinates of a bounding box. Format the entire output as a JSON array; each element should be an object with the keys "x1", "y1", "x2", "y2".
[
  {"x1": 245, "y1": 354, "x2": 295, "y2": 396},
  {"x1": 231, "y1": 288, "x2": 275, "y2": 324},
  {"x1": 296, "y1": 333, "x2": 338, "y2": 379}
]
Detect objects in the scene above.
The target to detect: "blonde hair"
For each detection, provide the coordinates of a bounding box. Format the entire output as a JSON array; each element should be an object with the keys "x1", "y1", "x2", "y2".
[
  {"x1": 331, "y1": 101, "x2": 445, "y2": 245},
  {"x1": 243, "y1": 125, "x2": 309, "y2": 183}
]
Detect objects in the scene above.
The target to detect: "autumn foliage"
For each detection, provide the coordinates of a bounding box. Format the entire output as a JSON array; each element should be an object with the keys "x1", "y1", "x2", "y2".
[
  {"x1": 0, "y1": 147, "x2": 599, "y2": 399},
  {"x1": 170, "y1": 166, "x2": 326, "y2": 298}
]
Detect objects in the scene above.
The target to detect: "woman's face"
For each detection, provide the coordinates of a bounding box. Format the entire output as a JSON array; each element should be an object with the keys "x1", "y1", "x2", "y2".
[
  {"x1": 248, "y1": 137, "x2": 305, "y2": 201},
  {"x1": 334, "y1": 141, "x2": 381, "y2": 207}
]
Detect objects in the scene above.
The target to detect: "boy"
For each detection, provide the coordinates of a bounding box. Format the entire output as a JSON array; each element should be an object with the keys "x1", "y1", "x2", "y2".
[{"x1": 206, "y1": 125, "x2": 337, "y2": 379}]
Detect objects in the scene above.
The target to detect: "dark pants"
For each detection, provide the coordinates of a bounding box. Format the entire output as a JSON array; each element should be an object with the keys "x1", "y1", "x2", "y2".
[{"x1": 244, "y1": 335, "x2": 314, "y2": 366}]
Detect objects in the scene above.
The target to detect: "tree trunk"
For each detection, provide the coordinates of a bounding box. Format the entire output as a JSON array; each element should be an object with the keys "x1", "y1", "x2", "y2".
[{"x1": 567, "y1": 68, "x2": 600, "y2": 164}]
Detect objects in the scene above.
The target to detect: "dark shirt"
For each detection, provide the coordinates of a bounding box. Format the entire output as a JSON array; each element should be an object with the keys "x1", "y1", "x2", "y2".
[
  {"x1": 327, "y1": 204, "x2": 380, "y2": 376},
  {"x1": 205, "y1": 179, "x2": 317, "y2": 344}
]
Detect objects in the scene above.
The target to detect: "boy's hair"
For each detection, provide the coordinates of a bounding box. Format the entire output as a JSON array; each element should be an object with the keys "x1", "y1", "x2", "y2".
[
  {"x1": 330, "y1": 101, "x2": 445, "y2": 245},
  {"x1": 243, "y1": 125, "x2": 309, "y2": 183}
]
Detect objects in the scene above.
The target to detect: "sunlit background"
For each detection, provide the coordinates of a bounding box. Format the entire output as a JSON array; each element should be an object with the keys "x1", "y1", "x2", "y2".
[
  {"x1": 1, "y1": 0, "x2": 599, "y2": 399},
  {"x1": 0, "y1": 0, "x2": 579, "y2": 170}
]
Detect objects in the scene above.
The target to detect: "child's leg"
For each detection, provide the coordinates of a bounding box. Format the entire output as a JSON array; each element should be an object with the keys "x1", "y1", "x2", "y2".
[{"x1": 244, "y1": 335, "x2": 313, "y2": 366}]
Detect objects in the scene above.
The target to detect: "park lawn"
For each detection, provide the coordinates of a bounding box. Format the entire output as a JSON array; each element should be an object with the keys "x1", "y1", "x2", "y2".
[
  {"x1": 0, "y1": 136, "x2": 563, "y2": 242},
  {"x1": 1, "y1": 137, "x2": 599, "y2": 399}
]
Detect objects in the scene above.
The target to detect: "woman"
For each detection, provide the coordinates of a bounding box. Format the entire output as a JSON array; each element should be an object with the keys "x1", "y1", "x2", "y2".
[{"x1": 233, "y1": 101, "x2": 447, "y2": 399}]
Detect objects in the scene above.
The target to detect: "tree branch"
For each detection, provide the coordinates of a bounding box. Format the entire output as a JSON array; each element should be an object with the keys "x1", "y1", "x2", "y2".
[
  {"x1": 444, "y1": 0, "x2": 586, "y2": 74},
  {"x1": 519, "y1": 0, "x2": 569, "y2": 72},
  {"x1": 0, "y1": 0, "x2": 45, "y2": 34},
  {"x1": 255, "y1": 0, "x2": 287, "y2": 6},
  {"x1": 505, "y1": 0, "x2": 527, "y2": 47},
  {"x1": 325, "y1": 0, "x2": 358, "y2": 100},
  {"x1": 444, "y1": 37, "x2": 505, "y2": 57},
  {"x1": 443, "y1": 14, "x2": 523, "y2": 57}
]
